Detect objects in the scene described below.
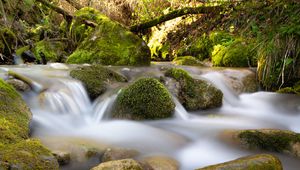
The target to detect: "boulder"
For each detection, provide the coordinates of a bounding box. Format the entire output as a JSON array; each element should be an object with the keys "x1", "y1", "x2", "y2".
[
  {"x1": 141, "y1": 156, "x2": 179, "y2": 170},
  {"x1": 165, "y1": 68, "x2": 223, "y2": 111},
  {"x1": 67, "y1": 7, "x2": 151, "y2": 66},
  {"x1": 6, "y1": 79, "x2": 31, "y2": 92},
  {"x1": 220, "y1": 129, "x2": 300, "y2": 158},
  {"x1": 113, "y1": 78, "x2": 175, "y2": 120},
  {"x1": 197, "y1": 154, "x2": 282, "y2": 170},
  {"x1": 33, "y1": 40, "x2": 66, "y2": 63},
  {"x1": 0, "y1": 139, "x2": 59, "y2": 170},
  {"x1": 52, "y1": 151, "x2": 71, "y2": 165},
  {"x1": 70, "y1": 65, "x2": 127, "y2": 100},
  {"x1": 91, "y1": 159, "x2": 143, "y2": 170},
  {"x1": 102, "y1": 148, "x2": 139, "y2": 162}
]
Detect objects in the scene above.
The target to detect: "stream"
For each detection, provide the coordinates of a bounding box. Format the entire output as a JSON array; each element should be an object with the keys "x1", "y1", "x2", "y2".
[{"x1": 1, "y1": 63, "x2": 300, "y2": 170}]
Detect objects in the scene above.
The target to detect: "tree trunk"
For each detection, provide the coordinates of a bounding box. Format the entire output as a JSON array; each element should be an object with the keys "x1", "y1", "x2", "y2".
[{"x1": 130, "y1": 6, "x2": 223, "y2": 33}]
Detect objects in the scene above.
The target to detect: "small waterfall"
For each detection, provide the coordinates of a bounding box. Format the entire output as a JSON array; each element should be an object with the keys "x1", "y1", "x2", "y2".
[
  {"x1": 92, "y1": 94, "x2": 117, "y2": 122},
  {"x1": 41, "y1": 79, "x2": 91, "y2": 115},
  {"x1": 198, "y1": 72, "x2": 240, "y2": 106},
  {"x1": 173, "y1": 96, "x2": 190, "y2": 120}
]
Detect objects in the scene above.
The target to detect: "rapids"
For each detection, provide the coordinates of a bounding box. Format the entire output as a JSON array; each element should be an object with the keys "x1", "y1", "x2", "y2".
[{"x1": 1, "y1": 63, "x2": 300, "y2": 170}]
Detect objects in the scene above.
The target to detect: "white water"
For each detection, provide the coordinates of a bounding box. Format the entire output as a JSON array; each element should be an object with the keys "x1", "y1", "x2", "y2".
[{"x1": 1, "y1": 65, "x2": 300, "y2": 170}]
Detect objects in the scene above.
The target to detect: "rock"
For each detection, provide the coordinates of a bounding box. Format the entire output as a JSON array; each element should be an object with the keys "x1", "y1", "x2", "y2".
[
  {"x1": 220, "y1": 129, "x2": 300, "y2": 158},
  {"x1": 70, "y1": 65, "x2": 127, "y2": 100},
  {"x1": 141, "y1": 156, "x2": 179, "y2": 170},
  {"x1": 172, "y1": 56, "x2": 205, "y2": 66},
  {"x1": 165, "y1": 68, "x2": 223, "y2": 111},
  {"x1": 6, "y1": 79, "x2": 31, "y2": 92},
  {"x1": 197, "y1": 154, "x2": 282, "y2": 170},
  {"x1": 52, "y1": 151, "x2": 71, "y2": 165},
  {"x1": 67, "y1": 7, "x2": 151, "y2": 66},
  {"x1": 91, "y1": 159, "x2": 143, "y2": 170},
  {"x1": 113, "y1": 78, "x2": 175, "y2": 120},
  {"x1": 102, "y1": 148, "x2": 139, "y2": 162},
  {"x1": 33, "y1": 40, "x2": 66, "y2": 63},
  {"x1": 0, "y1": 79, "x2": 32, "y2": 145},
  {"x1": 0, "y1": 139, "x2": 59, "y2": 170}
]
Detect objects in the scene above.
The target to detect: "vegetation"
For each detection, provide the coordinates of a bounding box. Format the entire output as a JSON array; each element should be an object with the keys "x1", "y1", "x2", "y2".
[{"x1": 113, "y1": 78, "x2": 175, "y2": 120}]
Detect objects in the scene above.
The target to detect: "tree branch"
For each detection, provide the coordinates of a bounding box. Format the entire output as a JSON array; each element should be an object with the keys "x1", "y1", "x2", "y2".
[{"x1": 130, "y1": 6, "x2": 223, "y2": 33}]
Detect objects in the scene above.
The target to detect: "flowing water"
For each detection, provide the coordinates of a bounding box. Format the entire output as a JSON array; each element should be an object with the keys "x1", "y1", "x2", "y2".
[{"x1": 1, "y1": 64, "x2": 300, "y2": 170}]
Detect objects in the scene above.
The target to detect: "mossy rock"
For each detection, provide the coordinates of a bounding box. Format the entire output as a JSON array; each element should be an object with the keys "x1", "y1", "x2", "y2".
[
  {"x1": 165, "y1": 68, "x2": 223, "y2": 111},
  {"x1": 113, "y1": 78, "x2": 175, "y2": 120},
  {"x1": 177, "y1": 34, "x2": 213, "y2": 61},
  {"x1": 0, "y1": 139, "x2": 59, "y2": 170},
  {"x1": 91, "y1": 159, "x2": 143, "y2": 170},
  {"x1": 0, "y1": 28, "x2": 17, "y2": 64},
  {"x1": 33, "y1": 40, "x2": 66, "y2": 63},
  {"x1": 67, "y1": 7, "x2": 151, "y2": 66},
  {"x1": 0, "y1": 79, "x2": 31, "y2": 145},
  {"x1": 209, "y1": 31, "x2": 235, "y2": 46},
  {"x1": 277, "y1": 81, "x2": 300, "y2": 95},
  {"x1": 197, "y1": 154, "x2": 282, "y2": 170},
  {"x1": 70, "y1": 65, "x2": 127, "y2": 100},
  {"x1": 212, "y1": 39, "x2": 254, "y2": 67},
  {"x1": 172, "y1": 56, "x2": 204, "y2": 66},
  {"x1": 221, "y1": 129, "x2": 300, "y2": 158}
]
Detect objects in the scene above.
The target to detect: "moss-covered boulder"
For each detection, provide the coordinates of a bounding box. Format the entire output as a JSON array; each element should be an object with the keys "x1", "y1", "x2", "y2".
[
  {"x1": 91, "y1": 159, "x2": 143, "y2": 170},
  {"x1": 165, "y1": 68, "x2": 223, "y2": 111},
  {"x1": 70, "y1": 65, "x2": 127, "y2": 100},
  {"x1": 33, "y1": 40, "x2": 66, "y2": 63},
  {"x1": 66, "y1": 7, "x2": 151, "y2": 66},
  {"x1": 113, "y1": 78, "x2": 175, "y2": 120},
  {"x1": 172, "y1": 56, "x2": 205, "y2": 66},
  {"x1": 197, "y1": 154, "x2": 282, "y2": 170},
  {"x1": 221, "y1": 129, "x2": 300, "y2": 158},
  {"x1": 212, "y1": 39, "x2": 255, "y2": 67},
  {"x1": 0, "y1": 79, "x2": 31, "y2": 145},
  {"x1": 0, "y1": 139, "x2": 59, "y2": 170}
]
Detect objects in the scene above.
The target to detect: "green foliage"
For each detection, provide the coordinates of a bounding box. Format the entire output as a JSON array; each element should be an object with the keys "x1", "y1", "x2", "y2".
[
  {"x1": 238, "y1": 129, "x2": 300, "y2": 152},
  {"x1": 113, "y1": 78, "x2": 175, "y2": 120},
  {"x1": 0, "y1": 27, "x2": 17, "y2": 63},
  {"x1": 0, "y1": 139, "x2": 59, "y2": 170},
  {"x1": 209, "y1": 31, "x2": 235, "y2": 46},
  {"x1": 33, "y1": 40, "x2": 66, "y2": 63},
  {"x1": 172, "y1": 56, "x2": 204, "y2": 66},
  {"x1": 70, "y1": 65, "x2": 127, "y2": 100},
  {"x1": 177, "y1": 34, "x2": 213, "y2": 61}
]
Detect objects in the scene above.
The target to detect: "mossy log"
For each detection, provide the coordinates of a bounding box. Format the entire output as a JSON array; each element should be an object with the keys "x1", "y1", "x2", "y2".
[
  {"x1": 130, "y1": 6, "x2": 223, "y2": 32},
  {"x1": 8, "y1": 71, "x2": 45, "y2": 92}
]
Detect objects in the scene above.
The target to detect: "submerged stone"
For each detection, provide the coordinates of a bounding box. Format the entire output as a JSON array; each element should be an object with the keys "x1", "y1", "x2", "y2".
[
  {"x1": 91, "y1": 159, "x2": 143, "y2": 170},
  {"x1": 197, "y1": 154, "x2": 282, "y2": 170},
  {"x1": 141, "y1": 156, "x2": 179, "y2": 170},
  {"x1": 67, "y1": 7, "x2": 151, "y2": 66},
  {"x1": 165, "y1": 68, "x2": 223, "y2": 111},
  {"x1": 220, "y1": 129, "x2": 300, "y2": 158},
  {"x1": 70, "y1": 65, "x2": 127, "y2": 100},
  {"x1": 101, "y1": 147, "x2": 139, "y2": 162},
  {"x1": 113, "y1": 78, "x2": 175, "y2": 120}
]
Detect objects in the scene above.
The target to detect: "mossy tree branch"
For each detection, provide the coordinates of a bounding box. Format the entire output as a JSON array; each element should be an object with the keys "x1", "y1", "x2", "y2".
[{"x1": 130, "y1": 6, "x2": 223, "y2": 33}]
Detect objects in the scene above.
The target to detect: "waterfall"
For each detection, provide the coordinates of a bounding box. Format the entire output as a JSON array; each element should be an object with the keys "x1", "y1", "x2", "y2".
[
  {"x1": 173, "y1": 96, "x2": 190, "y2": 120},
  {"x1": 92, "y1": 94, "x2": 117, "y2": 122}
]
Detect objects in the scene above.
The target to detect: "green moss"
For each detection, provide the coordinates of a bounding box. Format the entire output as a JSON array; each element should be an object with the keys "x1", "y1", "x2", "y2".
[
  {"x1": 113, "y1": 78, "x2": 175, "y2": 120},
  {"x1": 212, "y1": 39, "x2": 253, "y2": 67},
  {"x1": 33, "y1": 40, "x2": 66, "y2": 63},
  {"x1": 16, "y1": 46, "x2": 30, "y2": 56},
  {"x1": 165, "y1": 68, "x2": 223, "y2": 110},
  {"x1": 198, "y1": 154, "x2": 282, "y2": 170},
  {"x1": 0, "y1": 79, "x2": 31, "y2": 145},
  {"x1": 67, "y1": 7, "x2": 151, "y2": 66},
  {"x1": 70, "y1": 65, "x2": 127, "y2": 100},
  {"x1": 0, "y1": 139, "x2": 59, "y2": 170},
  {"x1": 238, "y1": 129, "x2": 300, "y2": 152},
  {"x1": 172, "y1": 56, "x2": 204, "y2": 66},
  {"x1": 209, "y1": 31, "x2": 235, "y2": 46}
]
